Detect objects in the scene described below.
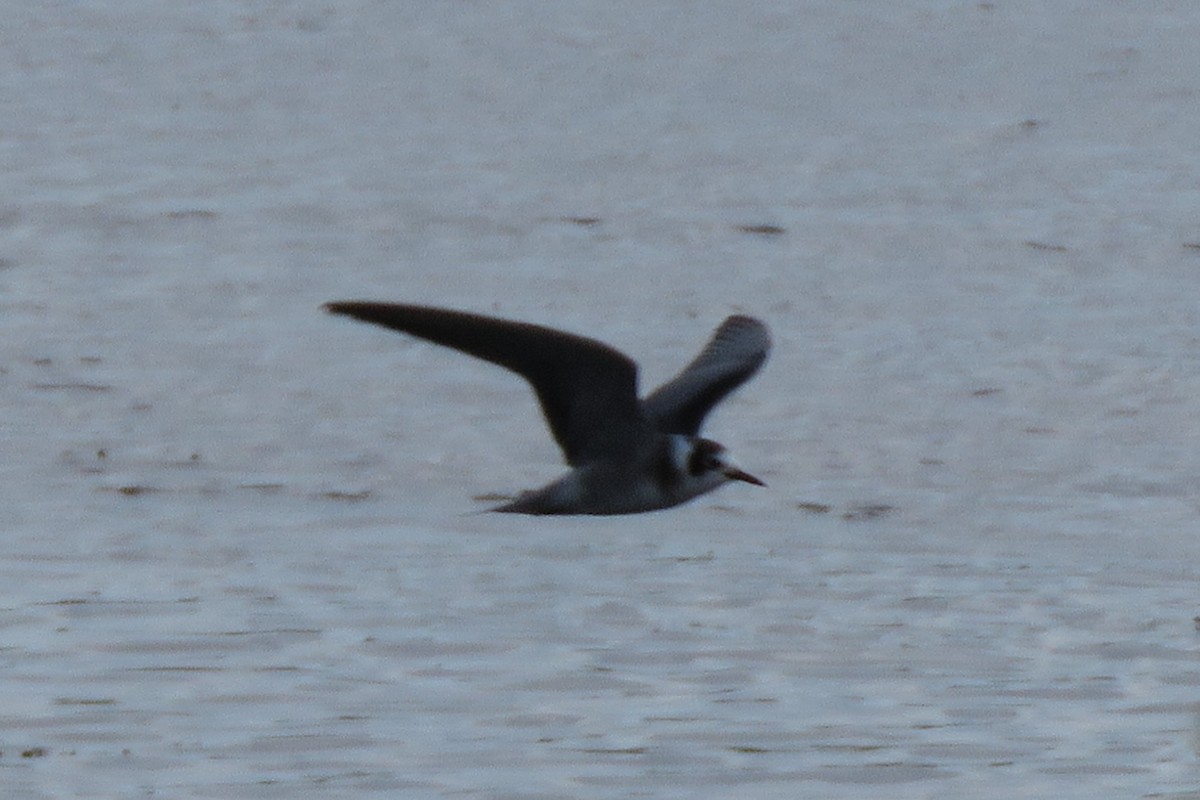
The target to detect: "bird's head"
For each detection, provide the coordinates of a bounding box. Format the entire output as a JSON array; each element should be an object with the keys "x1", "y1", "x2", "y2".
[{"x1": 681, "y1": 437, "x2": 765, "y2": 490}]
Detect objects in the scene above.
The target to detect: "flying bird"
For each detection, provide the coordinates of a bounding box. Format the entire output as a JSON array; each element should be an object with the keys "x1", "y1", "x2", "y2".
[{"x1": 324, "y1": 302, "x2": 769, "y2": 515}]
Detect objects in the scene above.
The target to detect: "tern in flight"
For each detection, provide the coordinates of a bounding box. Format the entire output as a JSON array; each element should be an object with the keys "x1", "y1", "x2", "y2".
[{"x1": 325, "y1": 302, "x2": 769, "y2": 514}]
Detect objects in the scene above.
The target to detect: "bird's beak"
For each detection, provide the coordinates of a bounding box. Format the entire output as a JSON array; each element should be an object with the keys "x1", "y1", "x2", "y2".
[{"x1": 724, "y1": 465, "x2": 766, "y2": 487}]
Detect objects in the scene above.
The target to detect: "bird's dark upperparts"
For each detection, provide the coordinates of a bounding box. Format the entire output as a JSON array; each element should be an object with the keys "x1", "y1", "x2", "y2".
[{"x1": 324, "y1": 302, "x2": 769, "y2": 515}]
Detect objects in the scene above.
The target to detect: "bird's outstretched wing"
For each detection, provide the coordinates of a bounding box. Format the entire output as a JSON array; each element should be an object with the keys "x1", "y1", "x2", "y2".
[
  {"x1": 324, "y1": 302, "x2": 648, "y2": 465},
  {"x1": 641, "y1": 315, "x2": 770, "y2": 436}
]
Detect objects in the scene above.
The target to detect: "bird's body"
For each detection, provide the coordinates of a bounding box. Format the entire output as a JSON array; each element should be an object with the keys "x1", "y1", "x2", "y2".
[
  {"x1": 324, "y1": 302, "x2": 769, "y2": 515},
  {"x1": 495, "y1": 434, "x2": 729, "y2": 515}
]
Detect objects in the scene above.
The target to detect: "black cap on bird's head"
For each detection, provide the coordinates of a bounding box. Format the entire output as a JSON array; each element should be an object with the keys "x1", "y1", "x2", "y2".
[{"x1": 687, "y1": 438, "x2": 765, "y2": 487}]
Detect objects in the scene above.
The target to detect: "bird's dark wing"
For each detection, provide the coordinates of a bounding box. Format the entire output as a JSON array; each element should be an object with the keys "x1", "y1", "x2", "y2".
[
  {"x1": 641, "y1": 315, "x2": 770, "y2": 436},
  {"x1": 324, "y1": 302, "x2": 648, "y2": 466}
]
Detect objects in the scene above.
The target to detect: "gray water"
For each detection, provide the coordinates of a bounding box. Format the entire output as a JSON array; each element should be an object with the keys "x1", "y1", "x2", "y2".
[{"x1": 3, "y1": 2, "x2": 1200, "y2": 797}]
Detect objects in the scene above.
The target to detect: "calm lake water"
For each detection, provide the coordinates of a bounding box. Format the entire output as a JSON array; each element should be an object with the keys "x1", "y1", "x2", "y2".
[{"x1": 4, "y1": 2, "x2": 1200, "y2": 797}]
